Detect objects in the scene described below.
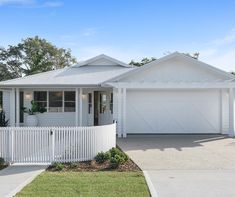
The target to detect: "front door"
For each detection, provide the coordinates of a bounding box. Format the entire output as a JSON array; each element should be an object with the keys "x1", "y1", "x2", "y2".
[{"x1": 94, "y1": 91, "x2": 113, "y2": 126}]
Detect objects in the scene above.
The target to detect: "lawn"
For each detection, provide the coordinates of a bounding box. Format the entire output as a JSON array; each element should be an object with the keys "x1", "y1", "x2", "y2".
[{"x1": 15, "y1": 171, "x2": 150, "y2": 197}]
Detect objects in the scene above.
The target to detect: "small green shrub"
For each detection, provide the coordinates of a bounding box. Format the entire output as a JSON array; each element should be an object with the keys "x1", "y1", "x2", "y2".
[
  {"x1": 109, "y1": 148, "x2": 129, "y2": 162},
  {"x1": 52, "y1": 162, "x2": 64, "y2": 171},
  {"x1": 95, "y1": 147, "x2": 129, "y2": 168},
  {"x1": 110, "y1": 155, "x2": 125, "y2": 168},
  {"x1": 0, "y1": 157, "x2": 5, "y2": 166},
  {"x1": 69, "y1": 162, "x2": 79, "y2": 168},
  {"x1": 95, "y1": 151, "x2": 110, "y2": 163}
]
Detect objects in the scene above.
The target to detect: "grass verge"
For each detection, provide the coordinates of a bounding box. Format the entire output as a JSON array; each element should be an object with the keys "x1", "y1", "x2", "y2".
[{"x1": 15, "y1": 171, "x2": 150, "y2": 197}]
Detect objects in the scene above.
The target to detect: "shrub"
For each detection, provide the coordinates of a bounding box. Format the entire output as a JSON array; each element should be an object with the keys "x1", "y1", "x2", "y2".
[
  {"x1": 95, "y1": 151, "x2": 110, "y2": 164},
  {"x1": 52, "y1": 162, "x2": 64, "y2": 171},
  {"x1": 69, "y1": 162, "x2": 79, "y2": 168},
  {"x1": 110, "y1": 155, "x2": 125, "y2": 168},
  {"x1": 109, "y1": 148, "x2": 129, "y2": 162},
  {"x1": 0, "y1": 157, "x2": 5, "y2": 166}
]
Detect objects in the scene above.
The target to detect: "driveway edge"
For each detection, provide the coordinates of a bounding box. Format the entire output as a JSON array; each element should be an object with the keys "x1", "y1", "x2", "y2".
[
  {"x1": 143, "y1": 170, "x2": 158, "y2": 197},
  {"x1": 4, "y1": 165, "x2": 47, "y2": 197}
]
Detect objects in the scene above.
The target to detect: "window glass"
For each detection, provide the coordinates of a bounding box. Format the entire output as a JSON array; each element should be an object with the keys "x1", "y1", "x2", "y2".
[
  {"x1": 110, "y1": 93, "x2": 113, "y2": 114},
  {"x1": 100, "y1": 93, "x2": 107, "y2": 113},
  {"x1": 34, "y1": 91, "x2": 47, "y2": 108},
  {"x1": 0, "y1": 91, "x2": 2, "y2": 111},
  {"x1": 49, "y1": 91, "x2": 63, "y2": 112},
  {"x1": 88, "y1": 93, "x2": 92, "y2": 114},
  {"x1": 64, "y1": 91, "x2": 75, "y2": 112}
]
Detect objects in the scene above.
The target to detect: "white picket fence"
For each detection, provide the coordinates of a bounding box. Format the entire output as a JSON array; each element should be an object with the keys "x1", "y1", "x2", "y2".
[{"x1": 0, "y1": 123, "x2": 116, "y2": 164}]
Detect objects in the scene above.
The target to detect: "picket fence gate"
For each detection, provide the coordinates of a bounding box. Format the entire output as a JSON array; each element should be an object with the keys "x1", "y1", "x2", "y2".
[{"x1": 0, "y1": 123, "x2": 116, "y2": 164}]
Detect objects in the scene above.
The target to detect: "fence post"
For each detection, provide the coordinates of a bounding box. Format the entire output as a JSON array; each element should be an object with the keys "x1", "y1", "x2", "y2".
[
  {"x1": 9, "y1": 128, "x2": 14, "y2": 163},
  {"x1": 51, "y1": 128, "x2": 55, "y2": 163}
]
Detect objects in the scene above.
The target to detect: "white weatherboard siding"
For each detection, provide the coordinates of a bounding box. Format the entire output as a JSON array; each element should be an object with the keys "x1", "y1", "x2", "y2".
[
  {"x1": 36, "y1": 112, "x2": 75, "y2": 127},
  {"x1": 126, "y1": 89, "x2": 221, "y2": 134},
  {"x1": 2, "y1": 91, "x2": 10, "y2": 121}
]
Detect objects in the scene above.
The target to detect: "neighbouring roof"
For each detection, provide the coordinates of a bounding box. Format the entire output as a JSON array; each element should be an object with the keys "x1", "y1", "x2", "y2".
[{"x1": 0, "y1": 54, "x2": 135, "y2": 87}]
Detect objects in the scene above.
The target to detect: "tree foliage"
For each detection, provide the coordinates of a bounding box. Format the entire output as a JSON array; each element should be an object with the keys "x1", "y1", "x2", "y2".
[
  {"x1": 0, "y1": 36, "x2": 77, "y2": 80},
  {"x1": 129, "y1": 57, "x2": 156, "y2": 67}
]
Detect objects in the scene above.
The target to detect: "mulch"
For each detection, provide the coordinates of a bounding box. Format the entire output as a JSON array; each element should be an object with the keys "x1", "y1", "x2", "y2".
[
  {"x1": 47, "y1": 159, "x2": 140, "y2": 172},
  {"x1": 0, "y1": 165, "x2": 8, "y2": 171}
]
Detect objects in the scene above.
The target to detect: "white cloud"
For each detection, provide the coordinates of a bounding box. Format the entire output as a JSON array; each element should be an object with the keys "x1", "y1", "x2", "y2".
[
  {"x1": 198, "y1": 27, "x2": 235, "y2": 72},
  {"x1": 0, "y1": 0, "x2": 34, "y2": 6},
  {"x1": 211, "y1": 28, "x2": 235, "y2": 46},
  {"x1": 201, "y1": 49, "x2": 235, "y2": 72},
  {"x1": 41, "y1": 1, "x2": 63, "y2": 8},
  {"x1": 0, "y1": 0, "x2": 63, "y2": 7}
]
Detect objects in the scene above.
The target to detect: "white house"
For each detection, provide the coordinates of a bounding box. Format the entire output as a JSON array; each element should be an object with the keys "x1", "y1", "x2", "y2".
[{"x1": 1, "y1": 52, "x2": 235, "y2": 137}]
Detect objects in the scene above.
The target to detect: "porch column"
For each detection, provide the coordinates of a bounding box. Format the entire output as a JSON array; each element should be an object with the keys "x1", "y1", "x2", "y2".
[
  {"x1": 16, "y1": 88, "x2": 20, "y2": 127},
  {"x1": 75, "y1": 88, "x2": 79, "y2": 126},
  {"x1": 229, "y1": 88, "x2": 235, "y2": 136},
  {"x1": 117, "y1": 87, "x2": 122, "y2": 137},
  {"x1": 219, "y1": 89, "x2": 223, "y2": 133},
  {"x1": 10, "y1": 88, "x2": 16, "y2": 126},
  {"x1": 79, "y1": 88, "x2": 83, "y2": 126},
  {"x1": 122, "y1": 88, "x2": 127, "y2": 138}
]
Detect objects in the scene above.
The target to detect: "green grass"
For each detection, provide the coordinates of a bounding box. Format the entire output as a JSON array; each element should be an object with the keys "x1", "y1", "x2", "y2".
[{"x1": 16, "y1": 171, "x2": 150, "y2": 197}]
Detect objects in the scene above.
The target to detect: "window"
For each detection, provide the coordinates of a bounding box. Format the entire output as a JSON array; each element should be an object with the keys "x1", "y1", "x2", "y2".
[
  {"x1": 88, "y1": 93, "x2": 92, "y2": 114},
  {"x1": 100, "y1": 93, "x2": 107, "y2": 113},
  {"x1": 110, "y1": 93, "x2": 113, "y2": 114},
  {"x1": 0, "y1": 91, "x2": 2, "y2": 112},
  {"x1": 49, "y1": 91, "x2": 63, "y2": 112},
  {"x1": 64, "y1": 91, "x2": 75, "y2": 112},
  {"x1": 34, "y1": 91, "x2": 47, "y2": 109}
]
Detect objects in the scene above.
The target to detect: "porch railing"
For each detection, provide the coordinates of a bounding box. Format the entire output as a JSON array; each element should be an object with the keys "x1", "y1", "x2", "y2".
[{"x1": 0, "y1": 123, "x2": 116, "y2": 164}]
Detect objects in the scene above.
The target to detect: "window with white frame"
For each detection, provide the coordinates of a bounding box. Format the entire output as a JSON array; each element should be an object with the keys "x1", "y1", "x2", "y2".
[
  {"x1": 33, "y1": 91, "x2": 76, "y2": 112},
  {"x1": 64, "y1": 91, "x2": 75, "y2": 112},
  {"x1": 49, "y1": 91, "x2": 63, "y2": 112},
  {"x1": 34, "y1": 91, "x2": 47, "y2": 109}
]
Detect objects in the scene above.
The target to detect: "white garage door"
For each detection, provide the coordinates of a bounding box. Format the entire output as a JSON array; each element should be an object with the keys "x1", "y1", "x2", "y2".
[{"x1": 126, "y1": 90, "x2": 220, "y2": 134}]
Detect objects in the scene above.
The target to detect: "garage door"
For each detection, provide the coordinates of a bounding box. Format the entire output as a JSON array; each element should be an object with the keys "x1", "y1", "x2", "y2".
[{"x1": 126, "y1": 89, "x2": 220, "y2": 134}]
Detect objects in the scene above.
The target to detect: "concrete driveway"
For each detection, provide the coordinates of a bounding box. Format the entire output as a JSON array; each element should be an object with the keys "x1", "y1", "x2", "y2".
[{"x1": 117, "y1": 135, "x2": 235, "y2": 197}]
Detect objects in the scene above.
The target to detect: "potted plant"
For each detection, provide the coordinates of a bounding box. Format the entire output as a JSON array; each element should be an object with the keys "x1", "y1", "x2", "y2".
[
  {"x1": 23, "y1": 100, "x2": 46, "y2": 126},
  {"x1": 0, "y1": 111, "x2": 9, "y2": 127}
]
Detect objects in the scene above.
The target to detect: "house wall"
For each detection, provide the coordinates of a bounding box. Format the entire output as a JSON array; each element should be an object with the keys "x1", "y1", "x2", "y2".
[
  {"x1": 20, "y1": 88, "x2": 113, "y2": 127},
  {"x1": 2, "y1": 91, "x2": 10, "y2": 122},
  {"x1": 120, "y1": 57, "x2": 229, "y2": 82}
]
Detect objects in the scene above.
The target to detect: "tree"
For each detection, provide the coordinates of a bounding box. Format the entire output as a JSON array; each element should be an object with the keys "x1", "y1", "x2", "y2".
[
  {"x1": 0, "y1": 36, "x2": 77, "y2": 80},
  {"x1": 184, "y1": 52, "x2": 199, "y2": 60},
  {"x1": 129, "y1": 57, "x2": 156, "y2": 67}
]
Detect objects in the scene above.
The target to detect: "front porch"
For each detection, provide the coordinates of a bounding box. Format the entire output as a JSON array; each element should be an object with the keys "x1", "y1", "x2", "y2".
[{"x1": 3, "y1": 87, "x2": 114, "y2": 127}]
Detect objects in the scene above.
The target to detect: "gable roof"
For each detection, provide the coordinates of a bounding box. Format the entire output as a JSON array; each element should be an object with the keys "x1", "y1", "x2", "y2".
[
  {"x1": 0, "y1": 54, "x2": 135, "y2": 87},
  {"x1": 106, "y1": 52, "x2": 235, "y2": 82},
  {"x1": 73, "y1": 54, "x2": 133, "y2": 68}
]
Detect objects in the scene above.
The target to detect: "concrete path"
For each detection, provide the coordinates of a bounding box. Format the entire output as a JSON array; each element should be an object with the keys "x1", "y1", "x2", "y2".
[
  {"x1": 0, "y1": 165, "x2": 47, "y2": 197},
  {"x1": 118, "y1": 135, "x2": 235, "y2": 197}
]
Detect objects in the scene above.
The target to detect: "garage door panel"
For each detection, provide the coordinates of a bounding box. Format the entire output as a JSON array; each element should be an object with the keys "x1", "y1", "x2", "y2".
[{"x1": 126, "y1": 90, "x2": 220, "y2": 134}]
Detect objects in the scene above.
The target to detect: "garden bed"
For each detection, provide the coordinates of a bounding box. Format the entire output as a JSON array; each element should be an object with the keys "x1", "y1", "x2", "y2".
[{"x1": 47, "y1": 158, "x2": 140, "y2": 172}]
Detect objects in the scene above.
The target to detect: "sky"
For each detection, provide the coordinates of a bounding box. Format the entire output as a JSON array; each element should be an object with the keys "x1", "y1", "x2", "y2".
[{"x1": 0, "y1": 0, "x2": 235, "y2": 72}]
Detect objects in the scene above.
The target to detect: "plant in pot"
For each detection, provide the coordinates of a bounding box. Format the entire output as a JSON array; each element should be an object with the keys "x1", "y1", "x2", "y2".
[
  {"x1": 23, "y1": 100, "x2": 46, "y2": 127},
  {"x1": 0, "y1": 111, "x2": 9, "y2": 127}
]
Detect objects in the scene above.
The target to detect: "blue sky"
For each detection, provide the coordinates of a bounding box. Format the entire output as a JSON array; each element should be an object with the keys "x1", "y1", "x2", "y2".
[{"x1": 0, "y1": 0, "x2": 235, "y2": 71}]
